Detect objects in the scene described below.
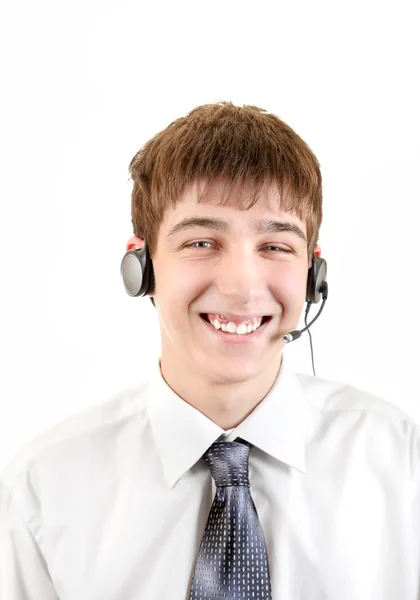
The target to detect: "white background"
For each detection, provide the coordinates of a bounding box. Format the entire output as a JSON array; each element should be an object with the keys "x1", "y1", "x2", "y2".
[{"x1": 1, "y1": 0, "x2": 419, "y2": 472}]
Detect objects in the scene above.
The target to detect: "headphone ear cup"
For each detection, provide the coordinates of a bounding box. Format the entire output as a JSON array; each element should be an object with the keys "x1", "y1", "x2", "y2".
[
  {"x1": 142, "y1": 244, "x2": 155, "y2": 296},
  {"x1": 120, "y1": 245, "x2": 155, "y2": 297},
  {"x1": 306, "y1": 255, "x2": 327, "y2": 304}
]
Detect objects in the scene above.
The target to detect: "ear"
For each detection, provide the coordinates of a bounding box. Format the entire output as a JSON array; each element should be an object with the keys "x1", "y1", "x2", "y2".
[{"x1": 126, "y1": 236, "x2": 144, "y2": 251}]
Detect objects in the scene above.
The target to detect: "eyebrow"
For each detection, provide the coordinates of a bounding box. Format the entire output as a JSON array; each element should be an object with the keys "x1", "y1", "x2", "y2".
[{"x1": 166, "y1": 216, "x2": 307, "y2": 242}]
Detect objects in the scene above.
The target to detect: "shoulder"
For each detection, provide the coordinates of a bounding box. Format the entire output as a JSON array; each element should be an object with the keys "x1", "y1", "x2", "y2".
[
  {"x1": 295, "y1": 371, "x2": 420, "y2": 489},
  {"x1": 0, "y1": 379, "x2": 150, "y2": 490},
  {"x1": 295, "y1": 370, "x2": 419, "y2": 429}
]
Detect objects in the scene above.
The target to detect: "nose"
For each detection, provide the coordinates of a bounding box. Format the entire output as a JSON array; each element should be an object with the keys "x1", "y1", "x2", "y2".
[{"x1": 215, "y1": 247, "x2": 266, "y2": 305}]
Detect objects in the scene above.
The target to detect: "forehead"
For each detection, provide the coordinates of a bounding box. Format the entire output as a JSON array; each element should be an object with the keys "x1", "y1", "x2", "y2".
[{"x1": 160, "y1": 178, "x2": 307, "y2": 235}]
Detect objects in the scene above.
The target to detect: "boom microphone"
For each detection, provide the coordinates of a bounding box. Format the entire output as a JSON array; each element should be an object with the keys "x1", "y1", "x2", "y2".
[{"x1": 283, "y1": 281, "x2": 328, "y2": 343}]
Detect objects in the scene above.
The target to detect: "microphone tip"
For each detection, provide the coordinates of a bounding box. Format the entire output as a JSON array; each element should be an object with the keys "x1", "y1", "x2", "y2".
[{"x1": 283, "y1": 330, "x2": 302, "y2": 343}]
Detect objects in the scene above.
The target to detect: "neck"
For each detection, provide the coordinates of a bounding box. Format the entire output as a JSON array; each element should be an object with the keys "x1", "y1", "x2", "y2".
[{"x1": 159, "y1": 354, "x2": 283, "y2": 430}]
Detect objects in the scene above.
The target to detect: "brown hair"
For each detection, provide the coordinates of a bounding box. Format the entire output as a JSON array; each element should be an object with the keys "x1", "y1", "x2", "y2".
[{"x1": 129, "y1": 101, "x2": 322, "y2": 266}]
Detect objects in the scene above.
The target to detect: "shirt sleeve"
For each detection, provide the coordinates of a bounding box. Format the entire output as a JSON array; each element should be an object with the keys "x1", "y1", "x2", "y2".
[
  {"x1": 0, "y1": 481, "x2": 59, "y2": 600},
  {"x1": 409, "y1": 423, "x2": 420, "y2": 599}
]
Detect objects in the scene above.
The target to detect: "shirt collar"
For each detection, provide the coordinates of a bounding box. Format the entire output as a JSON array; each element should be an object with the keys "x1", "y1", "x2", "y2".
[{"x1": 146, "y1": 353, "x2": 311, "y2": 488}]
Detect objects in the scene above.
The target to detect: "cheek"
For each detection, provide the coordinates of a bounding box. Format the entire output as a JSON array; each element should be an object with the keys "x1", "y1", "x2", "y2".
[
  {"x1": 177, "y1": 270, "x2": 207, "y2": 298},
  {"x1": 271, "y1": 265, "x2": 307, "y2": 301},
  {"x1": 155, "y1": 262, "x2": 198, "y2": 293},
  {"x1": 157, "y1": 266, "x2": 205, "y2": 317}
]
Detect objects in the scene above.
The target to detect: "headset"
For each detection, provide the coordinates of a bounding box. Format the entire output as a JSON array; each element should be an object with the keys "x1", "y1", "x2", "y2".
[{"x1": 120, "y1": 245, "x2": 328, "y2": 376}]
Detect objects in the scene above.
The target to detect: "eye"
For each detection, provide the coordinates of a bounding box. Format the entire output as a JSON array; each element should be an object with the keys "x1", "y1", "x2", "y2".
[
  {"x1": 266, "y1": 246, "x2": 294, "y2": 254},
  {"x1": 187, "y1": 241, "x2": 213, "y2": 249}
]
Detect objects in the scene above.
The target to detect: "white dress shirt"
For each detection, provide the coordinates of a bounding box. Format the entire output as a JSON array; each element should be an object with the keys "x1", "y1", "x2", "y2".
[{"x1": 1, "y1": 352, "x2": 420, "y2": 599}]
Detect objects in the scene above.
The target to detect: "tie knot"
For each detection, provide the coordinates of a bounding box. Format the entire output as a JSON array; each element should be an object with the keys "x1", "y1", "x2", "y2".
[{"x1": 203, "y1": 439, "x2": 250, "y2": 487}]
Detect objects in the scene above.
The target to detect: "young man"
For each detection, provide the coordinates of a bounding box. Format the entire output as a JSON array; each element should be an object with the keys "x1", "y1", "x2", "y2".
[{"x1": 1, "y1": 102, "x2": 419, "y2": 599}]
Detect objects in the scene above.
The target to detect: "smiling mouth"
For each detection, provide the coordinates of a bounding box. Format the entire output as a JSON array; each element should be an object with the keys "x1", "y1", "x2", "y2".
[
  {"x1": 200, "y1": 313, "x2": 273, "y2": 335},
  {"x1": 200, "y1": 314, "x2": 271, "y2": 325}
]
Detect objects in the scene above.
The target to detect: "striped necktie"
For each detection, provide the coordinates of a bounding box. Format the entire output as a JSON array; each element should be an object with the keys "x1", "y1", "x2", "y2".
[{"x1": 189, "y1": 438, "x2": 272, "y2": 599}]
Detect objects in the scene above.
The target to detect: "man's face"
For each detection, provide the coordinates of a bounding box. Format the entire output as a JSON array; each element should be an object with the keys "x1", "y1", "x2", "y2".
[{"x1": 150, "y1": 179, "x2": 312, "y2": 384}]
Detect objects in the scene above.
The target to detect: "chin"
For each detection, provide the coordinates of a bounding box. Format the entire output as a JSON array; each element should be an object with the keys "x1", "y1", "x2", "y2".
[{"x1": 199, "y1": 357, "x2": 267, "y2": 384}]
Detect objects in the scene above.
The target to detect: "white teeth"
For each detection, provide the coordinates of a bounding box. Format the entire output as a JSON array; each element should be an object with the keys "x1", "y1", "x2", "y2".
[
  {"x1": 209, "y1": 317, "x2": 263, "y2": 335},
  {"x1": 226, "y1": 322, "x2": 238, "y2": 333}
]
